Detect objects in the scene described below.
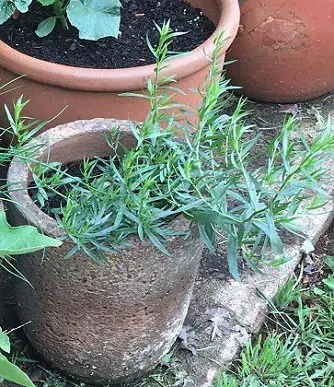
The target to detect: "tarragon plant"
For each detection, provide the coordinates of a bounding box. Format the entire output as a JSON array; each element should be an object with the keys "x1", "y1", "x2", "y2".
[
  {"x1": 2, "y1": 24, "x2": 334, "y2": 280},
  {"x1": 0, "y1": 0, "x2": 121, "y2": 40}
]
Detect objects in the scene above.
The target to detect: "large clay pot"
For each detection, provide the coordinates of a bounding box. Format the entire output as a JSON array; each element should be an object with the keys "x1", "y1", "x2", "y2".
[
  {"x1": 227, "y1": 0, "x2": 334, "y2": 102},
  {"x1": 0, "y1": 0, "x2": 240, "y2": 137},
  {"x1": 7, "y1": 119, "x2": 204, "y2": 385}
]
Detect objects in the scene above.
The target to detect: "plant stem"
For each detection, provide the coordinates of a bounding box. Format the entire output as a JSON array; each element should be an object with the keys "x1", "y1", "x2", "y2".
[{"x1": 53, "y1": 0, "x2": 68, "y2": 29}]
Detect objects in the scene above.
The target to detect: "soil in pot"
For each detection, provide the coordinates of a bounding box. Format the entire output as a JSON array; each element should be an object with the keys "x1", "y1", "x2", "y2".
[
  {"x1": 28, "y1": 157, "x2": 114, "y2": 217},
  {"x1": 0, "y1": 0, "x2": 215, "y2": 69},
  {"x1": 0, "y1": 0, "x2": 240, "y2": 132}
]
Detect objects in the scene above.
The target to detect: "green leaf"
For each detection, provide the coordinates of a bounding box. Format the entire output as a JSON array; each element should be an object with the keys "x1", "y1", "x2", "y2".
[
  {"x1": 198, "y1": 223, "x2": 214, "y2": 253},
  {"x1": 227, "y1": 233, "x2": 241, "y2": 281},
  {"x1": 323, "y1": 275, "x2": 334, "y2": 291},
  {"x1": 254, "y1": 215, "x2": 283, "y2": 256},
  {"x1": 37, "y1": 0, "x2": 58, "y2": 5},
  {"x1": 0, "y1": 353, "x2": 34, "y2": 387},
  {"x1": 323, "y1": 255, "x2": 334, "y2": 269},
  {"x1": 35, "y1": 16, "x2": 57, "y2": 37},
  {"x1": 67, "y1": 0, "x2": 121, "y2": 41},
  {"x1": 313, "y1": 287, "x2": 325, "y2": 296},
  {"x1": 0, "y1": 329, "x2": 10, "y2": 353},
  {"x1": 146, "y1": 230, "x2": 171, "y2": 257},
  {"x1": 0, "y1": 211, "x2": 62, "y2": 256},
  {"x1": 14, "y1": 0, "x2": 32, "y2": 12},
  {"x1": 0, "y1": 0, "x2": 19, "y2": 23},
  {"x1": 0, "y1": 0, "x2": 31, "y2": 23},
  {"x1": 265, "y1": 212, "x2": 284, "y2": 255}
]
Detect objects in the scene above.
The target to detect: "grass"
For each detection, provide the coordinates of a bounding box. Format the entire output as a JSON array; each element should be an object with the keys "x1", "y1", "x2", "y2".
[
  {"x1": 216, "y1": 256, "x2": 334, "y2": 387},
  {"x1": 5, "y1": 256, "x2": 333, "y2": 387}
]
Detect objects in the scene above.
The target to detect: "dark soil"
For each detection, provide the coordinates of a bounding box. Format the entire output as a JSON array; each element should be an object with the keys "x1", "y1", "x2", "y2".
[
  {"x1": 28, "y1": 158, "x2": 108, "y2": 218},
  {"x1": 0, "y1": 0, "x2": 215, "y2": 69},
  {"x1": 316, "y1": 222, "x2": 334, "y2": 257},
  {"x1": 299, "y1": 220, "x2": 334, "y2": 289}
]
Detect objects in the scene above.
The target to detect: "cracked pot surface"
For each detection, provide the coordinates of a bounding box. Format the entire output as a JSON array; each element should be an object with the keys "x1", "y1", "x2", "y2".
[{"x1": 228, "y1": 0, "x2": 334, "y2": 102}]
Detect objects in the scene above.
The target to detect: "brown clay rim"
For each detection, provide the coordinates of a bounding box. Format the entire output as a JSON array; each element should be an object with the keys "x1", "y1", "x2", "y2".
[{"x1": 0, "y1": 0, "x2": 240, "y2": 92}]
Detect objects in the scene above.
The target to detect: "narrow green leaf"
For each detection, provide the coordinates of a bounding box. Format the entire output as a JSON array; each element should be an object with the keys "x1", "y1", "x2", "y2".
[
  {"x1": 198, "y1": 223, "x2": 214, "y2": 253},
  {"x1": 265, "y1": 212, "x2": 284, "y2": 255},
  {"x1": 227, "y1": 233, "x2": 240, "y2": 281},
  {"x1": 323, "y1": 255, "x2": 334, "y2": 269},
  {"x1": 146, "y1": 230, "x2": 170, "y2": 257},
  {"x1": 323, "y1": 275, "x2": 334, "y2": 290}
]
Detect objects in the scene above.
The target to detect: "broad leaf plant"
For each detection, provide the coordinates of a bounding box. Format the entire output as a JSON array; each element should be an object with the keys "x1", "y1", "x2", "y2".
[
  {"x1": 0, "y1": 327, "x2": 34, "y2": 386},
  {"x1": 0, "y1": 0, "x2": 122, "y2": 40},
  {"x1": 0, "y1": 80, "x2": 61, "y2": 386},
  {"x1": 0, "y1": 212, "x2": 61, "y2": 386}
]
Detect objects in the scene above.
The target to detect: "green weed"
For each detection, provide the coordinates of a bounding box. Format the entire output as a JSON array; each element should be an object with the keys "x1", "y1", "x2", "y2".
[{"x1": 217, "y1": 259, "x2": 334, "y2": 386}]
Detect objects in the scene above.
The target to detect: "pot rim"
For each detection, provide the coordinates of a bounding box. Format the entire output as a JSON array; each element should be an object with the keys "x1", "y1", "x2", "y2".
[
  {"x1": 8, "y1": 119, "x2": 138, "y2": 238},
  {"x1": 8, "y1": 118, "x2": 190, "y2": 243},
  {"x1": 0, "y1": 0, "x2": 240, "y2": 92}
]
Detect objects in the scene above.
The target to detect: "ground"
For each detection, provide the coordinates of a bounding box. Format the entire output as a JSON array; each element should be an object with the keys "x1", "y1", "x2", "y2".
[{"x1": 3, "y1": 91, "x2": 334, "y2": 387}]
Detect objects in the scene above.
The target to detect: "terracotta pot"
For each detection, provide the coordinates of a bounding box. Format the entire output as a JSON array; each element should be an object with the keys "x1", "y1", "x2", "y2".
[
  {"x1": 0, "y1": 0, "x2": 240, "y2": 138},
  {"x1": 0, "y1": 200, "x2": 16, "y2": 329},
  {"x1": 227, "y1": 0, "x2": 334, "y2": 102},
  {"x1": 7, "y1": 119, "x2": 204, "y2": 385}
]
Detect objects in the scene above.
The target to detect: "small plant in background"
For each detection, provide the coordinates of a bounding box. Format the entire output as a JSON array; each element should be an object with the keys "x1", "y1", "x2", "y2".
[
  {"x1": 0, "y1": 76, "x2": 62, "y2": 279},
  {"x1": 0, "y1": 0, "x2": 122, "y2": 40},
  {"x1": 4, "y1": 95, "x2": 50, "y2": 150},
  {"x1": 0, "y1": 328, "x2": 34, "y2": 386}
]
